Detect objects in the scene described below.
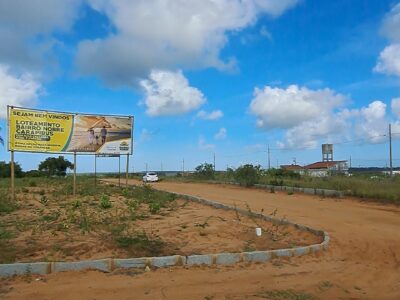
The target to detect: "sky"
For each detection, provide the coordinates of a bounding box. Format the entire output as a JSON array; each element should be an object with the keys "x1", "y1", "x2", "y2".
[{"x1": 1, "y1": 0, "x2": 400, "y2": 172}]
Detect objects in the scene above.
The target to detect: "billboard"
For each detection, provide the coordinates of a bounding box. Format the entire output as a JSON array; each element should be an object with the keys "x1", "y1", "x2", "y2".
[{"x1": 8, "y1": 107, "x2": 133, "y2": 155}]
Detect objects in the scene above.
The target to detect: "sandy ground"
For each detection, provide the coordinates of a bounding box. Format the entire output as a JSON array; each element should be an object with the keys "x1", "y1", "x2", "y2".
[{"x1": 2, "y1": 179, "x2": 400, "y2": 299}]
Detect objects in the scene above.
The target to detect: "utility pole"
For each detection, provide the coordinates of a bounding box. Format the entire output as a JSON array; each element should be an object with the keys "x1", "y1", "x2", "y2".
[
  {"x1": 389, "y1": 123, "x2": 393, "y2": 177},
  {"x1": 349, "y1": 156, "x2": 352, "y2": 169},
  {"x1": 145, "y1": 162, "x2": 148, "y2": 173},
  {"x1": 161, "y1": 161, "x2": 163, "y2": 172},
  {"x1": 267, "y1": 144, "x2": 271, "y2": 169},
  {"x1": 213, "y1": 153, "x2": 216, "y2": 171},
  {"x1": 182, "y1": 158, "x2": 185, "y2": 175}
]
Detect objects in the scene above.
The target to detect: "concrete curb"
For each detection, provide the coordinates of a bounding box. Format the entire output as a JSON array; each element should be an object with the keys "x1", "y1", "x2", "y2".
[{"x1": 0, "y1": 191, "x2": 330, "y2": 277}]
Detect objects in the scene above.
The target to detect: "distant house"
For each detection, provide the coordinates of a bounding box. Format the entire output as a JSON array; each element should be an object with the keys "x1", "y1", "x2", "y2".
[
  {"x1": 304, "y1": 161, "x2": 348, "y2": 177},
  {"x1": 280, "y1": 164, "x2": 305, "y2": 175}
]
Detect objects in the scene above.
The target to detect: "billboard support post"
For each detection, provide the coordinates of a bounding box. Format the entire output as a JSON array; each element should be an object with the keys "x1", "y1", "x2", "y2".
[
  {"x1": 10, "y1": 151, "x2": 15, "y2": 201},
  {"x1": 118, "y1": 155, "x2": 121, "y2": 187},
  {"x1": 126, "y1": 154, "x2": 129, "y2": 187},
  {"x1": 94, "y1": 155, "x2": 97, "y2": 189},
  {"x1": 73, "y1": 152, "x2": 77, "y2": 196}
]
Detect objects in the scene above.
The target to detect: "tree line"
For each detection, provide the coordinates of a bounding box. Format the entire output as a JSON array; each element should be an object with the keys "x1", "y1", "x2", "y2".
[{"x1": 0, "y1": 156, "x2": 74, "y2": 178}]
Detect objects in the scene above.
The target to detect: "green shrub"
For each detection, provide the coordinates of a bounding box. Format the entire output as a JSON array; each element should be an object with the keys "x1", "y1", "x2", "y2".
[
  {"x1": 234, "y1": 164, "x2": 260, "y2": 187},
  {"x1": 29, "y1": 180, "x2": 37, "y2": 187},
  {"x1": 100, "y1": 194, "x2": 112, "y2": 209},
  {"x1": 0, "y1": 191, "x2": 17, "y2": 213},
  {"x1": 194, "y1": 163, "x2": 215, "y2": 180}
]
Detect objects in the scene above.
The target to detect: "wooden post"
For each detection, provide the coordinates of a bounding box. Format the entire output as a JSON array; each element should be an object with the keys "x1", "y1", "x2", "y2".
[
  {"x1": 94, "y1": 155, "x2": 97, "y2": 189},
  {"x1": 126, "y1": 154, "x2": 129, "y2": 187},
  {"x1": 73, "y1": 152, "x2": 77, "y2": 196},
  {"x1": 11, "y1": 151, "x2": 15, "y2": 201},
  {"x1": 118, "y1": 155, "x2": 121, "y2": 187}
]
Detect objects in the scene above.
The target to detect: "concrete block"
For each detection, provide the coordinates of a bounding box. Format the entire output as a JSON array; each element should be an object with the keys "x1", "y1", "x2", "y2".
[
  {"x1": 303, "y1": 188, "x2": 315, "y2": 195},
  {"x1": 293, "y1": 223, "x2": 308, "y2": 231},
  {"x1": 274, "y1": 249, "x2": 293, "y2": 258},
  {"x1": 152, "y1": 255, "x2": 180, "y2": 268},
  {"x1": 186, "y1": 255, "x2": 213, "y2": 266},
  {"x1": 293, "y1": 247, "x2": 310, "y2": 256},
  {"x1": 310, "y1": 245, "x2": 322, "y2": 253},
  {"x1": 0, "y1": 262, "x2": 49, "y2": 277},
  {"x1": 216, "y1": 253, "x2": 241, "y2": 265},
  {"x1": 114, "y1": 258, "x2": 147, "y2": 269},
  {"x1": 54, "y1": 259, "x2": 110, "y2": 273},
  {"x1": 243, "y1": 251, "x2": 271, "y2": 263}
]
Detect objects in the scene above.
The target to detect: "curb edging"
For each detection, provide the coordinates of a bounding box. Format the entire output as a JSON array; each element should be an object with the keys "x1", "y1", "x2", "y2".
[{"x1": 0, "y1": 191, "x2": 330, "y2": 277}]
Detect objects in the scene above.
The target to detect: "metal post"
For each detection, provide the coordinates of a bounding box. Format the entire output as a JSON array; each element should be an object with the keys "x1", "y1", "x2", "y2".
[
  {"x1": 268, "y1": 144, "x2": 271, "y2": 169},
  {"x1": 213, "y1": 153, "x2": 216, "y2": 171},
  {"x1": 118, "y1": 155, "x2": 121, "y2": 187},
  {"x1": 73, "y1": 152, "x2": 77, "y2": 196},
  {"x1": 390, "y1": 124, "x2": 392, "y2": 174},
  {"x1": 10, "y1": 151, "x2": 15, "y2": 201},
  {"x1": 182, "y1": 158, "x2": 185, "y2": 175},
  {"x1": 94, "y1": 155, "x2": 97, "y2": 189},
  {"x1": 126, "y1": 154, "x2": 129, "y2": 187}
]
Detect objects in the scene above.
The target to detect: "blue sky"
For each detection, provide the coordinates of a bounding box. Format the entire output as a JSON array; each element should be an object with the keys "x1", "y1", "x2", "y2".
[{"x1": 1, "y1": 0, "x2": 400, "y2": 172}]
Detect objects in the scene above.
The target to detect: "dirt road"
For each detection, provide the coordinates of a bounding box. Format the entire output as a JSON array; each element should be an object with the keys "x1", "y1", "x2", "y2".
[{"x1": 2, "y1": 180, "x2": 400, "y2": 299}]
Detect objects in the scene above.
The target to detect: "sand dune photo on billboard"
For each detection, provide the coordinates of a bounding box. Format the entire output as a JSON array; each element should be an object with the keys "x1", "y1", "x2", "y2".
[{"x1": 66, "y1": 115, "x2": 132, "y2": 153}]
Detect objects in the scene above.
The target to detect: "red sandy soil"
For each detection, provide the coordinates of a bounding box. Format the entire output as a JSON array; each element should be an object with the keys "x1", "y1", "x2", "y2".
[{"x1": 1, "y1": 179, "x2": 400, "y2": 299}]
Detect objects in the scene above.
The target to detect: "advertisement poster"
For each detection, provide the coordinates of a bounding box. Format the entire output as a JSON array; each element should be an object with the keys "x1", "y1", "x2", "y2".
[{"x1": 8, "y1": 107, "x2": 133, "y2": 155}]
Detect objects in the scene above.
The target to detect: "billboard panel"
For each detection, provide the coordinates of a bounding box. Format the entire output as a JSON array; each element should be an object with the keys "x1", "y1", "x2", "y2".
[{"x1": 8, "y1": 107, "x2": 133, "y2": 155}]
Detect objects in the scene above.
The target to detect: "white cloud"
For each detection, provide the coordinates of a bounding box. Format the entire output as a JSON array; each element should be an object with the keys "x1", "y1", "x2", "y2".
[
  {"x1": 0, "y1": 65, "x2": 42, "y2": 119},
  {"x1": 139, "y1": 129, "x2": 152, "y2": 142},
  {"x1": 140, "y1": 69, "x2": 206, "y2": 116},
  {"x1": 198, "y1": 136, "x2": 215, "y2": 150},
  {"x1": 391, "y1": 98, "x2": 400, "y2": 118},
  {"x1": 375, "y1": 4, "x2": 400, "y2": 77},
  {"x1": 197, "y1": 110, "x2": 224, "y2": 120},
  {"x1": 0, "y1": 0, "x2": 81, "y2": 71},
  {"x1": 355, "y1": 101, "x2": 388, "y2": 143},
  {"x1": 374, "y1": 44, "x2": 400, "y2": 77},
  {"x1": 260, "y1": 26, "x2": 272, "y2": 41},
  {"x1": 381, "y1": 3, "x2": 400, "y2": 42},
  {"x1": 77, "y1": 0, "x2": 299, "y2": 85},
  {"x1": 249, "y1": 84, "x2": 400, "y2": 149},
  {"x1": 214, "y1": 127, "x2": 227, "y2": 140},
  {"x1": 249, "y1": 85, "x2": 346, "y2": 129}
]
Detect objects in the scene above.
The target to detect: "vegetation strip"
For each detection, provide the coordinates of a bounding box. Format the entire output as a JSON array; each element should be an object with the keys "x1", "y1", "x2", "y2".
[{"x1": 0, "y1": 189, "x2": 329, "y2": 277}]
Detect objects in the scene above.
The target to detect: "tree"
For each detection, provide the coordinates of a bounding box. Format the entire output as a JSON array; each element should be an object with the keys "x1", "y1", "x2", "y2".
[
  {"x1": 0, "y1": 126, "x2": 4, "y2": 146},
  {"x1": 38, "y1": 156, "x2": 74, "y2": 177},
  {"x1": 0, "y1": 161, "x2": 23, "y2": 178},
  {"x1": 234, "y1": 164, "x2": 261, "y2": 187},
  {"x1": 194, "y1": 163, "x2": 215, "y2": 179}
]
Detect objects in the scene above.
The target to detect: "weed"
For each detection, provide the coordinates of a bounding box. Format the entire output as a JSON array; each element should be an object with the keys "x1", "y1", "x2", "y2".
[
  {"x1": 116, "y1": 231, "x2": 165, "y2": 256},
  {"x1": 79, "y1": 208, "x2": 91, "y2": 233},
  {"x1": 38, "y1": 189, "x2": 46, "y2": 196},
  {"x1": 256, "y1": 289, "x2": 317, "y2": 300},
  {"x1": 100, "y1": 194, "x2": 112, "y2": 209},
  {"x1": 29, "y1": 180, "x2": 37, "y2": 187},
  {"x1": 72, "y1": 200, "x2": 81, "y2": 209},
  {"x1": 0, "y1": 225, "x2": 13, "y2": 240},
  {"x1": 233, "y1": 202, "x2": 241, "y2": 222},
  {"x1": 0, "y1": 190, "x2": 17, "y2": 213},
  {"x1": 287, "y1": 191, "x2": 294, "y2": 195},
  {"x1": 41, "y1": 211, "x2": 60, "y2": 222},
  {"x1": 40, "y1": 195, "x2": 48, "y2": 205},
  {"x1": 149, "y1": 201, "x2": 161, "y2": 214},
  {"x1": 318, "y1": 281, "x2": 333, "y2": 292},
  {"x1": 195, "y1": 216, "x2": 212, "y2": 228}
]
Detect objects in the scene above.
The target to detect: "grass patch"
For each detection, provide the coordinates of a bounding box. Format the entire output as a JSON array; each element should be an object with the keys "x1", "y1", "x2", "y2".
[
  {"x1": 256, "y1": 289, "x2": 317, "y2": 300},
  {"x1": 116, "y1": 231, "x2": 165, "y2": 256}
]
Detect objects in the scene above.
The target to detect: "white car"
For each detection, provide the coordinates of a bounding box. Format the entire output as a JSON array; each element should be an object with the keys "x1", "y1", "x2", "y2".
[{"x1": 143, "y1": 172, "x2": 159, "y2": 182}]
